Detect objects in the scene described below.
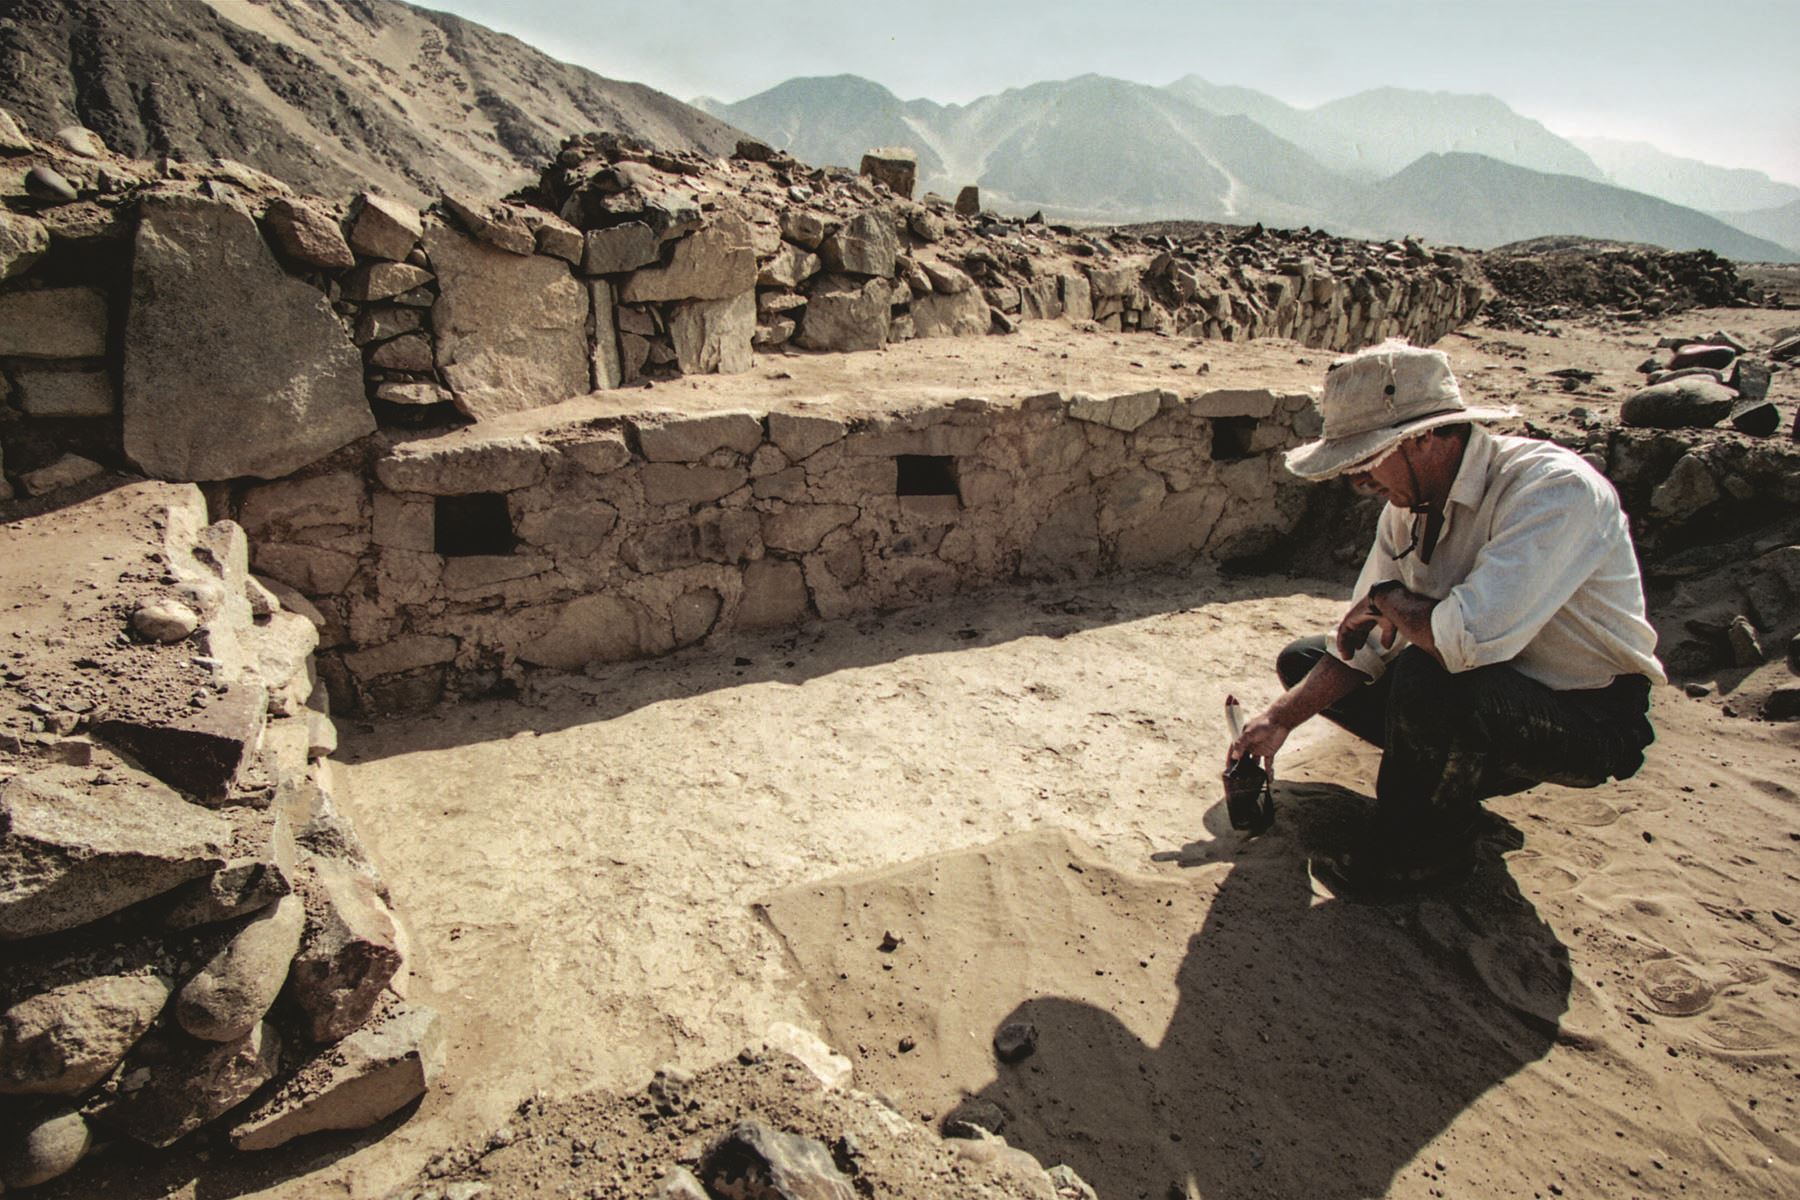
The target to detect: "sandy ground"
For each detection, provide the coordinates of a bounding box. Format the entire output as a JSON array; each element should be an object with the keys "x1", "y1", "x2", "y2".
[{"x1": 39, "y1": 310, "x2": 1800, "y2": 1199}]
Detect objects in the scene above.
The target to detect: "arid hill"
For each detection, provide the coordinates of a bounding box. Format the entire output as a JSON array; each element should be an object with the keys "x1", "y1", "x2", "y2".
[{"x1": 0, "y1": 0, "x2": 744, "y2": 205}]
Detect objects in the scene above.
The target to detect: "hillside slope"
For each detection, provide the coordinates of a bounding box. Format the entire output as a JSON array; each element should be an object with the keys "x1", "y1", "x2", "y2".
[
  {"x1": 1353, "y1": 153, "x2": 1797, "y2": 260},
  {"x1": 0, "y1": 0, "x2": 744, "y2": 204}
]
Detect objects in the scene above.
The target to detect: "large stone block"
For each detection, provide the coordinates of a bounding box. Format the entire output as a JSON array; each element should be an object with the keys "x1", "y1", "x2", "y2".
[
  {"x1": 796, "y1": 276, "x2": 889, "y2": 352},
  {"x1": 635, "y1": 412, "x2": 764, "y2": 462},
  {"x1": 736, "y1": 559, "x2": 810, "y2": 629},
  {"x1": 583, "y1": 221, "x2": 659, "y2": 275},
  {"x1": 0, "y1": 287, "x2": 107, "y2": 357},
  {"x1": 1, "y1": 973, "x2": 173, "y2": 1096},
  {"x1": 912, "y1": 288, "x2": 990, "y2": 339},
  {"x1": 762, "y1": 504, "x2": 859, "y2": 554},
  {"x1": 759, "y1": 243, "x2": 822, "y2": 289},
  {"x1": 12, "y1": 366, "x2": 114, "y2": 417},
  {"x1": 0, "y1": 209, "x2": 49, "y2": 281},
  {"x1": 621, "y1": 213, "x2": 756, "y2": 302},
  {"x1": 0, "y1": 766, "x2": 231, "y2": 940},
  {"x1": 287, "y1": 855, "x2": 404, "y2": 1043},
  {"x1": 519, "y1": 593, "x2": 655, "y2": 668},
  {"x1": 669, "y1": 290, "x2": 755, "y2": 375},
  {"x1": 768, "y1": 412, "x2": 848, "y2": 461},
  {"x1": 230, "y1": 1003, "x2": 444, "y2": 1150},
  {"x1": 376, "y1": 434, "x2": 550, "y2": 494},
  {"x1": 589, "y1": 278, "x2": 623, "y2": 390},
  {"x1": 93, "y1": 679, "x2": 269, "y2": 801},
  {"x1": 1068, "y1": 390, "x2": 1166, "y2": 433},
  {"x1": 820, "y1": 210, "x2": 899, "y2": 277},
  {"x1": 122, "y1": 196, "x2": 373, "y2": 481},
  {"x1": 425, "y1": 220, "x2": 590, "y2": 420},
  {"x1": 263, "y1": 198, "x2": 355, "y2": 270},
  {"x1": 238, "y1": 472, "x2": 367, "y2": 540},
  {"x1": 346, "y1": 192, "x2": 423, "y2": 261},
  {"x1": 641, "y1": 463, "x2": 748, "y2": 506},
  {"x1": 101, "y1": 1022, "x2": 282, "y2": 1147}
]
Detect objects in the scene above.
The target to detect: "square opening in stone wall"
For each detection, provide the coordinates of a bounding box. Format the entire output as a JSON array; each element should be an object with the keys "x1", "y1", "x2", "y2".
[
  {"x1": 1210, "y1": 416, "x2": 1258, "y2": 462},
  {"x1": 896, "y1": 455, "x2": 959, "y2": 497},
  {"x1": 435, "y1": 493, "x2": 515, "y2": 557}
]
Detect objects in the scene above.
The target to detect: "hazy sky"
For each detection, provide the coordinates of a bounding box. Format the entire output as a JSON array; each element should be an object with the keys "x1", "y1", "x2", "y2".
[{"x1": 425, "y1": 0, "x2": 1800, "y2": 185}]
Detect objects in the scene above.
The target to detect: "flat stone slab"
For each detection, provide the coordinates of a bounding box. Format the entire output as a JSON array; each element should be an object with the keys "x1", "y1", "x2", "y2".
[
  {"x1": 230, "y1": 1003, "x2": 444, "y2": 1150},
  {"x1": 0, "y1": 764, "x2": 231, "y2": 940}
]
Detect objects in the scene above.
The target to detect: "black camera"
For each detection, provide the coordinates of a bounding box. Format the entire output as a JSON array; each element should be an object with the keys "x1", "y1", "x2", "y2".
[{"x1": 1224, "y1": 755, "x2": 1275, "y2": 834}]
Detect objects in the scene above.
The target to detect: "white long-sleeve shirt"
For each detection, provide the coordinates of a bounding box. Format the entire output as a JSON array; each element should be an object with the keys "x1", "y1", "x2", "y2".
[{"x1": 1332, "y1": 426, "x2": 1666, "y2": 691}]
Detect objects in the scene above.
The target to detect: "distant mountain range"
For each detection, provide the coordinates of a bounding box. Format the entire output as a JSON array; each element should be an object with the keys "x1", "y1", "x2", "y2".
[
  {"x1": 701, "y1": 75, "x2": 1799, "y2": 261},
  {"x1": 2, "y1": 0, "x2": 1791, "y2": 261}
]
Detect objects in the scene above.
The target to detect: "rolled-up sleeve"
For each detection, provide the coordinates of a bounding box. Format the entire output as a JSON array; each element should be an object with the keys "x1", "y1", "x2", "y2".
[{"x1": 1429, "y1": 470, "x2": 1611, "y2": 673}]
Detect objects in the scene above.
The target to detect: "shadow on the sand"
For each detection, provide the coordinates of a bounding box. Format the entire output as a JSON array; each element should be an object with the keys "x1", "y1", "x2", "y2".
[{"x1": 974, "y1": 783, "x2": 1570, "y2": 1200}]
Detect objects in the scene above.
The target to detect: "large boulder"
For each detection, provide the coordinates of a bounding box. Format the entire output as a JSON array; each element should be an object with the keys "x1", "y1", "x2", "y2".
[
  {"x1": 425, "y1": 220, "x2": 591, "y2": 420},
  {"x1": 1620, "y1": 378, "x2": 1737, "y2": 429},
  {"x1": 0, "y1": 209, "x2": 49, "y2": 281},
  {"x1": 121, "y1": 195, "x2": 374, "y2": 481},
  {"x1": 100, "y1": 1022, "x2": 282, "y2": 1147},
  {"x1": 912, "y1": 288, "x2": 990, "y2": 339},
  {"x1": 0, "y1": 766, "x2": 231, "y2": 941},
  {"x1": 0, "y1": 287, "x2": 107, "y2": 357}
]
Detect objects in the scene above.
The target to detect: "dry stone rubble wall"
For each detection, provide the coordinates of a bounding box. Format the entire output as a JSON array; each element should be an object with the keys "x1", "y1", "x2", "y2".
[{"x1": 0, "y1": 484, "x2": 438, "y2": 1189}]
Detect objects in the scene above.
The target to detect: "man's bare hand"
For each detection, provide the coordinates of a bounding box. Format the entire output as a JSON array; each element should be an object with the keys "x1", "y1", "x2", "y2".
[
  {"x1": 1367, "y1": 582, "x2": 1441, "y2": 661},
  {"x1": 1335, "y1": 594, "x2": 1383, "y2": 658},
  {"x1": 1227, "y1": 710, "x2": 1289, "y2": 771}
]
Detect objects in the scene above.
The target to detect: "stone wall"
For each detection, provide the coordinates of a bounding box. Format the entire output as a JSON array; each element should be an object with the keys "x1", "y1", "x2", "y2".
[
  {"x1": 0, "y1": 120, "x2": 1486, "y2": 497},
  {"x1": 236, "y1": 383, "x2": 1319, "y2": 713},
  {"x1": 1, "y1": 483, "x2": 436, "y2": 1188}
]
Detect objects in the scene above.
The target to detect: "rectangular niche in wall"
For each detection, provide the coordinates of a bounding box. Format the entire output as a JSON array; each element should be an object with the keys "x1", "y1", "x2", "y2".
[
  {"x1": 435, "y1": 493, "x2": 515, "y2": 557},
  {"x1": 896, "y1": 454, "x2": 959, "y2": 498},
  {"x1": 1210, "y1": 416, "x2": 1257, "y2": 462}
]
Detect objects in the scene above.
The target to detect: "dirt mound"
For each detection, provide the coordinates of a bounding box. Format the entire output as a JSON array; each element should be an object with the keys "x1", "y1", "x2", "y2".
[{"x1": 1477, "y1": 241, "x2": 1750, "y2": 330}]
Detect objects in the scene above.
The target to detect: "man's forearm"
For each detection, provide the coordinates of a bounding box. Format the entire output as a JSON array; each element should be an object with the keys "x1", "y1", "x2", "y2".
[
  {"x1": 1370, "y1": 583, "x2": 1442, "y2": 664},
  {"x1": 1268, "y1": 653, "x2": 1367, "y2": 729}
]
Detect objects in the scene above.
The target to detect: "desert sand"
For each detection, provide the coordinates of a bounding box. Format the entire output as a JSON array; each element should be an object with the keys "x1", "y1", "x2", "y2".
[{"x1": 39, "y1": 310, "x2": 1800, "y2": 1200}]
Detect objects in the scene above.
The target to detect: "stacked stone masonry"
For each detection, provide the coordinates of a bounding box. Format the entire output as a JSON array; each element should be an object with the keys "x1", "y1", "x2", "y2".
[{"x1": 236, "y1": 386, "x2": 1320, "y2": 712}]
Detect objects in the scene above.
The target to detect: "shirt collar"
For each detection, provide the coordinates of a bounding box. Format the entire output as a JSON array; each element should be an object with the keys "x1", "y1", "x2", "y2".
[{"x1": 1445, "y1": 424, "x2": 1494, "y2": 512}]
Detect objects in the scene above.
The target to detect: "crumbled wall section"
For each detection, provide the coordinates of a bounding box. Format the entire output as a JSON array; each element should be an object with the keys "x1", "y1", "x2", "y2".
[{"x1": 237, "y1": 386, "x2": 1320, "y2": 712}]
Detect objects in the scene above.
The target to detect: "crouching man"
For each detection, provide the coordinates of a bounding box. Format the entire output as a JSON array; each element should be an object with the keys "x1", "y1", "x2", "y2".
[{"x1": 1228, "y1": 341, "x2": 1664, "y2": 898}]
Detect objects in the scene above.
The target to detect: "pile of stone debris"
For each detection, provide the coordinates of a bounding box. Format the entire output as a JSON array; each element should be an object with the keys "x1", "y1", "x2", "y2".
[
  {"x1": 1, "y1": 483, "x2": 435, "y2": 1191},
  {"x1": 1478, "y1": 237, "x2": 1754, "y2": 333},
  {"x1": 1620, "y1": 326, "x2": 1795, "y2": 438}
]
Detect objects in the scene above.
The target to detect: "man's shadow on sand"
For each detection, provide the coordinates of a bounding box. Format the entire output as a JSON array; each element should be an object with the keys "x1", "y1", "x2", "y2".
[{"x1": 969, "y1": 782, "x2": 1571, "y2": 1200}]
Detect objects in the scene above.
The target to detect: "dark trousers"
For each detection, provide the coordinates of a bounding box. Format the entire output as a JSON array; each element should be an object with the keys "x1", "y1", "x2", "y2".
[{"x1": 1277, "y1": 636, "x2": 1654, "y2": 855}]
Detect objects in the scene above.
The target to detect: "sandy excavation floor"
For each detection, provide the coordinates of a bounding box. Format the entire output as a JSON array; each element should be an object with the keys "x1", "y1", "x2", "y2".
[
  {"x1": 76, "y1": 568, "x2": 1797, "y2": 1200},
  {"x1": 44, "y1": 311, "x2": 1800, "y2": 1199}
]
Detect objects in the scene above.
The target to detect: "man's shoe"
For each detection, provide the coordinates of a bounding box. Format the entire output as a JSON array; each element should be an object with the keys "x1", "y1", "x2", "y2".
[{"x1": 1308, "y1": 839, "x2": 1474, "y2": 904}]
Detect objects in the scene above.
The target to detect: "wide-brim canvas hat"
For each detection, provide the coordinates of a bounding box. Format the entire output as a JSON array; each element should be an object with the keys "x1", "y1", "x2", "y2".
[{"x1": 1284, "y1": 340, "x2": 1517, "y2": 481}]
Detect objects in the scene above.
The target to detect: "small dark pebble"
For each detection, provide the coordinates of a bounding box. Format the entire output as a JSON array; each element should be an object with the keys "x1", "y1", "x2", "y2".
[{"x1": 993, "y1": 1021, "x2": 1038, "y2": 1064}]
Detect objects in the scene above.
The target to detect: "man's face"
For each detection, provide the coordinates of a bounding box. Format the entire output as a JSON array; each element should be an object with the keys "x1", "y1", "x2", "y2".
[{"x1": 1345, "y1": 437, "x2": 1423, "y2": 507}]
